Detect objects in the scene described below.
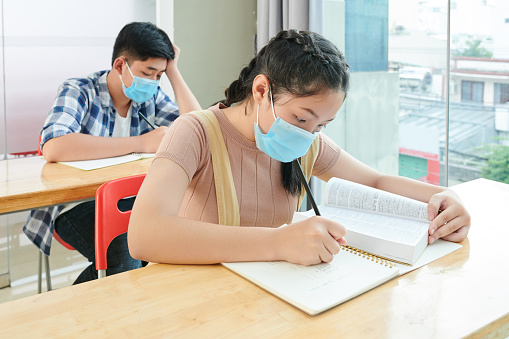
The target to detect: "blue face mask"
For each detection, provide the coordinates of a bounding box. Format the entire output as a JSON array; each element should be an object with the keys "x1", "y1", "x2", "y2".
[
  {"x1": 119, "y1": 62, "x2": 159, "y2": 103},
  {"x1": 254, "y1": 89, "x2": 317, "y2": 163}
]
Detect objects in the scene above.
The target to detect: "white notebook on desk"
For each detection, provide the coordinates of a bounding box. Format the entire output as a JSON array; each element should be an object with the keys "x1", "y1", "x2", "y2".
[
  {"x1": 223, "y1": 246, "x2": 400, "y2": 316},
  {"x1": 58, "y1": 153, "x2": 155, "y2": 171},
  {"x1": 222, "y1": 239, "x2": 460, "y2": 316},
  {"x1": 222, "y1": 210, "x2": 462, "y2": 316}
]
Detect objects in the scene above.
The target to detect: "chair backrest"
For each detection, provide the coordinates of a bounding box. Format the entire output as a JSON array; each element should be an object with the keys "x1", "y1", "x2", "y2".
[
  {"x1": 38, "y1": 135, "x2": 42, "y2": 156},
  {"x1": 94, "y1": 174, "x2": 146, "y2": 273},
  {"x1": 53, "y1": 230, "x2": 75, "y2": 250}
]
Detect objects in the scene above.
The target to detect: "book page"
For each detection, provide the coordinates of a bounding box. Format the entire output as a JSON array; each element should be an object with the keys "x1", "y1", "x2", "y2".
[
  {"x1": 324, "y1": 178, "x2": 428, "y2": 222},
  {"x1": 58, "y1": 153, "x2": 154, "y2": 171},
  {"x1": 320, "y1": 205, "x2": 428, "y2": 245},
  {"x1": 223, "y1": 247, "x2": 399, "y2": 315},
  {"x1": 293, "y1": 212, "x2": 458, "y2": 266}
]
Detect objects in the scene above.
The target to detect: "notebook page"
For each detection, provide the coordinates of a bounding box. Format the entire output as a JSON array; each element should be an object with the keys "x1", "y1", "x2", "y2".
[
  {"x1": 223, "y1": 249, "x2": 399, "y2": 315},
  {"x1": 58, "y1": 153, "x2": 154, "y2": 171}
]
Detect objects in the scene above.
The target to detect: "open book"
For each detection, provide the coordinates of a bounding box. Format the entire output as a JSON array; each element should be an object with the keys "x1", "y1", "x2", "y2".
[
  {"x1": 222, "y1": 178, "x2": 462, "y2": 315},
  {"x1": 314, "y1": 177, "x2": 430, "y2": 265},
  {"x1": 58, "y1": 153, "x2": 155, "y2": 171}
]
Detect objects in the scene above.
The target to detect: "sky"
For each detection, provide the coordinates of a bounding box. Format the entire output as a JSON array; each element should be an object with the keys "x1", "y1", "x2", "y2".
[{"x1": 389, "y1": 0, "x2": 505, "y2": 37}]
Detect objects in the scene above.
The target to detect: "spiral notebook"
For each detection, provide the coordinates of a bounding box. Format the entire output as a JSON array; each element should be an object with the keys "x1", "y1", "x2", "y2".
[
  {"x1": 222, "y1": 237, "x2": 461, "y2": 316},
  {"x1": 222, "y1": 246, "x2": 399, "y2": 316}
]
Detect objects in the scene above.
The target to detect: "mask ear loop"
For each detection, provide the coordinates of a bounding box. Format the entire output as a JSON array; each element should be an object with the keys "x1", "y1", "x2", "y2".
[
  {"x1": 268, "y1": 87, "x2": 277, "y2": 120},
  {"x1": 124, "y1": 60, "x2": 135, "y2": 77},
  {"x1": 257, "y1": 85, "x2": 277, "y2": 126},
  {"x1": 118, "y1": 59, "x2": 134, "y2": 87}
]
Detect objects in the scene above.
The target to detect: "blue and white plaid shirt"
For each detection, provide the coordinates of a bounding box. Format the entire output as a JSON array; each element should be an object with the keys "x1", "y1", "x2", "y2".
[{"x1": 23, "y1": 70, "x2": 179, "y2": 255}]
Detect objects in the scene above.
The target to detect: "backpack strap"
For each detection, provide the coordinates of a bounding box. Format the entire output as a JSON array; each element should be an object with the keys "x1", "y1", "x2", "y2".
[
  {"x1": 195, "y1": 110, "x2": 240, "y2": 226},
  {"x1": 297, "y1": 136, "x2": 320, "y2": 210}
]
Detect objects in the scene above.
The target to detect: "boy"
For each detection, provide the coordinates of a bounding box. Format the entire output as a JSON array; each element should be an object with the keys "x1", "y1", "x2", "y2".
[{"x1": 24, "y1": 22, "x2": 201, "y2": 284}]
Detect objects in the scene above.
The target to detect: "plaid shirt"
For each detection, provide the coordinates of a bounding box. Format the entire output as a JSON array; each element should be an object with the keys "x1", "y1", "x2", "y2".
[{"x1": 23, "y1": 70, "x2": 179, "y2": 255}]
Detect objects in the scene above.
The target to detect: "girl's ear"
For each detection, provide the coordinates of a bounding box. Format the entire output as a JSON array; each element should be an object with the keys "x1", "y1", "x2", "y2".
[{"x1": 252, "y1": 74, "x2": 271, "y2": 106}]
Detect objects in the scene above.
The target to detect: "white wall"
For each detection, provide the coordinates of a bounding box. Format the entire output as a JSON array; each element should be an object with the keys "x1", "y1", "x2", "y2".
[
  {"x1": 156, "y1": 0, "x2": 175, "y2": 100},
  {"x1": 339, "y1": 72, "x2": 400, "y2": 173},
  {"x1": 484, "y1": 80, "x2": 495, "y2": 105},
  {"x1": 171, "y1": 0, "x2": 257, "y2": 108}
]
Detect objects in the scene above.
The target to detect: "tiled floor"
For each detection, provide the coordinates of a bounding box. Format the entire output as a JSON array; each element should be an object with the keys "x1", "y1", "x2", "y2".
[{"x1": 0, "y1": 213, "x2": 88, "y2": 303}]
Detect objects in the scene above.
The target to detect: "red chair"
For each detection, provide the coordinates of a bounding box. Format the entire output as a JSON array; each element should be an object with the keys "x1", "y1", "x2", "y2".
[
  {"x1": 37, "y1": 134, "x2": 77, "y2": 293},
  {"x1": 37, "y1": 134, "x2": 42, "y2": 156},
  {"x1": 95, "y1": 174, "x2": 146, "y2": 279}
]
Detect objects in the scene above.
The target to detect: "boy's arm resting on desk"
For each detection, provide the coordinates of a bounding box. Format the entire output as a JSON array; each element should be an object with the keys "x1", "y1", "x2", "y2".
[
  {"x1": 127, "y1": 157, "x2": 346, "y2": 266},
  {"x1": 318, "y1": 148, "x2": 471, "y2": 245},
  {"x1": 42, "y1": 129, "x2": 167, "y2": 162},
  {"x1": 165, "y1": 45, "x2": 201, "y2": 114}
]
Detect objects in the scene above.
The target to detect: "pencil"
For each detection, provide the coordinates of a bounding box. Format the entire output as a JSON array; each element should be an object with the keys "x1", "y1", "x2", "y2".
[
  {"x1": 138, "y1": 112, "x2": 157, "y2": 130},
  {"x1": 292, "y1": 159, "x2": 321, "y2": 216}
]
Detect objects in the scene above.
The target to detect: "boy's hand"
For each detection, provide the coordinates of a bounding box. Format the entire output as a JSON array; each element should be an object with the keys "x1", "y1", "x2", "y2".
[
  {"x1": 166, "y1": 45, "x2": 181, "y2": 77},
  {"x1": 137, "y1": 126, "x2": 168, "y2": 153}
]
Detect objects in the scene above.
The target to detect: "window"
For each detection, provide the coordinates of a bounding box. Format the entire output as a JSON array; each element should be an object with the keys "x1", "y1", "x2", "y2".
[
  {"x1": 390, "y1": 0, "x2": 509, "y2": 186},
  {"x1": 461, "y1": 81, "x2": 484, "y2": 103},
  {"x1": 494, "y1": 83, "x2": 509, "y2": 104}
]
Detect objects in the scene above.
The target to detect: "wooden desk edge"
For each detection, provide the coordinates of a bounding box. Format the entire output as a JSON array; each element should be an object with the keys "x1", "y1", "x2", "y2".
[
  {"x1": 0, "y1": 157, "x2": 152, "y2": 214},
  {"x1": 473, "y1": 311, "x2": 509, "y2": 339}
]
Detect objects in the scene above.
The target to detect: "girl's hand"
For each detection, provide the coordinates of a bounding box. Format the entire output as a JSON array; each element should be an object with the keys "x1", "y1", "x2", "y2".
[
  {"x1": 427, "y1": 190, "x2": 471, "y2": 244},
  {"x1": 276, "y1": 216, "x2": 347, "y2": 266}
]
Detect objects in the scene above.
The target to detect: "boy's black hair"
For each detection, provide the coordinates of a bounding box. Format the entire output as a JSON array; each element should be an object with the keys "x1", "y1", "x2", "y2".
[
  {"x1": 111, "y1": 22, "x2": 174, "y2": 65},
  {"x1": 222, "y1": 29, "x2": 350, "y2": 198}
]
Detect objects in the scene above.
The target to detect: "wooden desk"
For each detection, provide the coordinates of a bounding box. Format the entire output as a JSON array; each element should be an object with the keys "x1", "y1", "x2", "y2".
[
  {"x1": 0, "y1": 156, "x2": 152, "y2": 215},
  {"x1": 0, "y1": 178, "x2": 507, "y2": 338}
]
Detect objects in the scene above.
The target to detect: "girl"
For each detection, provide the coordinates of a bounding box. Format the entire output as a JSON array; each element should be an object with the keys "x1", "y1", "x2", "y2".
[{"x1": 128, "y1": 30, "x2": 470, "y2": 266}]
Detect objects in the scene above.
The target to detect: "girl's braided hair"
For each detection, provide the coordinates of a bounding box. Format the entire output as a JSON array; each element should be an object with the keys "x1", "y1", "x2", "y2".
[{"x1": 223, "y1": 29, "x2": 350, "y2": 197}]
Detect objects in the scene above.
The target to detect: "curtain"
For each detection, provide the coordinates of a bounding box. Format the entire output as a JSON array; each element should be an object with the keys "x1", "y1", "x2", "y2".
[{"x1": 256, "y1": 0, "x2": 324, "y2": 51}]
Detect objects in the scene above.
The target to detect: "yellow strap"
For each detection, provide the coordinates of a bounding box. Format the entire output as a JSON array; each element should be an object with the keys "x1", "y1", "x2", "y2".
[
  {"x1": 196, "y1": 111, "x2": 240, "y2": 226},
  {"x1": 297, "y1": 136, "x2": 320, "y2": 210}
]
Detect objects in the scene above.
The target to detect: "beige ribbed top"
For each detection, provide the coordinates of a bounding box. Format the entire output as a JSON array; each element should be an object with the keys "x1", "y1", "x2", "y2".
[{"x1": 155, "y1": 104, "x2": 341, "y2": 227}]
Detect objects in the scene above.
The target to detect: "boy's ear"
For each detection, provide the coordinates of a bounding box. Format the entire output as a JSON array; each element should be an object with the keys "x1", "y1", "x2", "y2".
[
  {"x1": 112, "y1": 57, "x2": 125, "y2": 75},
  {"x1": 252, "y1": 74, "x2": 270, "y2": 105}
]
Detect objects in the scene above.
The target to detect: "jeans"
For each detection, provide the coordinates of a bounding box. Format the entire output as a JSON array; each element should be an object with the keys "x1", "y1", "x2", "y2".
[{"x1": 54, "y1": 198, "x2": 141, "y2": 284}]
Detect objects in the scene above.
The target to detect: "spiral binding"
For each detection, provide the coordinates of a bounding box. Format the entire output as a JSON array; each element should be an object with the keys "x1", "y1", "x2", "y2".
[{"x1": 340, "y1": 245, "x2": 396, "y2": 268}]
